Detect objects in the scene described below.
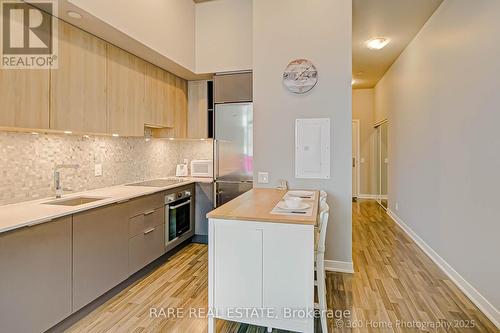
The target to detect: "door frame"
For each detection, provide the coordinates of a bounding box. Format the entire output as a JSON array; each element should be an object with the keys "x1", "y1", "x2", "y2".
[
  {"x1": 375, "y1": 119, "x2": 388, "y2": 209},
  {"x1": 352, "y1": 119, "x2": 361, "y2": 199}
]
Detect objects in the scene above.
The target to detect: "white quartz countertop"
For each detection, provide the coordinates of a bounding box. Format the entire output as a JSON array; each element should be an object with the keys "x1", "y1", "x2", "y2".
[{"x1": 0, "y1": 177, "x2": 213, "y2": 234}]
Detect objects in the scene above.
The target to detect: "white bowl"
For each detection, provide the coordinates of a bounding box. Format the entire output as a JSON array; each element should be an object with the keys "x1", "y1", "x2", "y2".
[{"x1": 284, "y1": 197, "x2": 303, "y2": 209}]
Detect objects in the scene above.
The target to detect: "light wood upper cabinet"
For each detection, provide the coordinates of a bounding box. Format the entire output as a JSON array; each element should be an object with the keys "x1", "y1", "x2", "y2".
[
  {"x1": 166, "y1": 72, "x2": 177, "y2": 128},
  {"x1": 50, "y1": 21, "x2": 107, "y2": 133},
  {"x1": 107, "y1": 44, "x2": 145, "y2": 136},
  {"x1": 145, "y1": 63, "x2": 175, "y2": 128},
  {"x1": 145, "y1": 63, "x2": 164, "y2": 127},
  {"x1": 187, "y1": 80, "x2": 208, "y2": 139},
  {"x1": 174, "y1": 76, "x2": 188, "y2": 138},
  {"x1": 152, "y1": 74, "x2": 188, "y2": 138},
  {"x1": 0, "y1": 68, "x2": 49, "y2": 129}
]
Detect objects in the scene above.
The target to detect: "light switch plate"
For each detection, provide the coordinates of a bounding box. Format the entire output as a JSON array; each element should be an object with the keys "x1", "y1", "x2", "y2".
[
  {"x1": 258, "y1": 172, "x2": 269, "y2": 184},
  {"x1": 94, "y1": 164, "x2": 102, "y2": 177}
]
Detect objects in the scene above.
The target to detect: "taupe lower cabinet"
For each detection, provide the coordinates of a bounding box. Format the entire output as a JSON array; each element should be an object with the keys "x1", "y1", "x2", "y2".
[
  {"x1": 0, "y1": 217, "x2": 72, "y2": 333},
  {"x1": 73, "y1": 202, "x2": 130, "y2": 311},
  {"x1": 0, "y1": 192, "x2": 170, "y2": 331},
  {"x1": 128, "y1": 207, "x2": 165, "y2": 274}
]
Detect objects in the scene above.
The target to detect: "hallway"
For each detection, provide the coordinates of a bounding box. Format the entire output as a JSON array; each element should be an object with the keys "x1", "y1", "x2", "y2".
[
  {"x1": 326, "y1": 200, "x2": 497, "y2": 332},
  {"x1": 66, "y1": 200, "x2": 497, "y2": 333}
]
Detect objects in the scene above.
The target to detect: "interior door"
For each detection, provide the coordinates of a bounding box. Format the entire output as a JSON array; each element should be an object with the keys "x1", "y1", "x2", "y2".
[
  {"x1": 352, "y1": 120, "x2": 359, "y2": 199},
  {"x1": 380, "y1": 122, "x2": 388, "y2": 209},
  {"x1": 215, "y1": 103, "x2": 253, "y2": 181},
  {"x1": 375, "y1": 122, "x2": 388, "y2": 209}
]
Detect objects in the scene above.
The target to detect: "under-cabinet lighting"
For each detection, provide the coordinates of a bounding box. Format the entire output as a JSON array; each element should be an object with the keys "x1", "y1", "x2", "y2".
[
  {"x1": 366, "y1": 37, "x2": 390, "y2": 50},
  {"x1": 83, "y1": 135, "x2": 90, "y2": 139},
  {"x1": 112, "y1": 133, "x2": 119, "y2": 137},
  {"x1": 64, "y1": 131, "x2": 72, "y2": 134},
  {"x1": 31, "y1": 132, "x2": 39, "y2": 135},
  {"x1": 169, "y1": 138, "x2": 175, "y2": 141}
]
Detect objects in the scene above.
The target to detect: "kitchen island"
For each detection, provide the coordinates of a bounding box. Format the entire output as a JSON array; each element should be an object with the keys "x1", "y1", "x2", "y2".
[{"x1": 206, "y1": 188, "x2": 319, "y2": 333}]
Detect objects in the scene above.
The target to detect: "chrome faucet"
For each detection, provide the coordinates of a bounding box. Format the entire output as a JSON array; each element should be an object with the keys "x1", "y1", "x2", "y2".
[{"x1": 54, "y1": 164, "x2": 79, "y2": 198}]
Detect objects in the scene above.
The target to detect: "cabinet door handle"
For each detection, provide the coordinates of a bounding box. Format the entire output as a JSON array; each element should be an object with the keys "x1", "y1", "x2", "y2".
[
  {"x1": 143, "y1": 210, "x2": 155, "y2": 215},
  {"x1": 144, "y1": 227, "x2": 156, "y2": 235}
]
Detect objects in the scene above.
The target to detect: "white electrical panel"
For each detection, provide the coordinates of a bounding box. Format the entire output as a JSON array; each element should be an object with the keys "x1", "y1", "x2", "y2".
[{"x1": 295, "y1": 118, "x2": 331, "y2": 179}]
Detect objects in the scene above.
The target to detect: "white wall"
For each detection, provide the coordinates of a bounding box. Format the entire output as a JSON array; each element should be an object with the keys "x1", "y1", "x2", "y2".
[
  {"x1": 68, "y1": 0, "x2": 196, "y2": 71},
  {"x1": 253, "y1": 0, "x2": 352, "y2": 264},
  {"x1": 195, "y1": 0, "x2": 252, "y2": 73},
  {"x1": 352, "y1": 89, "x2": 377, "y2": 195},
  {"x1": 375, "y1": 0, "x2": 500, "y2": 321}
]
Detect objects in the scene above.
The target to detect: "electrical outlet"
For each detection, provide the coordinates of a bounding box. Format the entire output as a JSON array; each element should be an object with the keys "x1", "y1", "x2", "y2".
[
  {"x1": 94, "y1": 164, "x2": 102, "y2": 177},
  {"x1": 395, "y1": 202, "x2": 399, "y2": 211},
  {"x1": 258, "y1": 172, "x2": 269, "y2": 184}
]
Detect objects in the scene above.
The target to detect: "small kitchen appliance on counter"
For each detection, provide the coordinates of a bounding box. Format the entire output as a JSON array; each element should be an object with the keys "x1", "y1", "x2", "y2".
[
  {"x1": 190, "y1": 160, "x2": 213, "y2": 177},
  {"x1": 176, "y1": 163, "x2": 188, "y2": 177}
]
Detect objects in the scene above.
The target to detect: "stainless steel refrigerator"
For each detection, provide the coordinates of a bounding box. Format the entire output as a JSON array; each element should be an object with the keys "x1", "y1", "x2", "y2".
[{"x1": 214, "y1": 102, "x2": 253, "y2": 207}]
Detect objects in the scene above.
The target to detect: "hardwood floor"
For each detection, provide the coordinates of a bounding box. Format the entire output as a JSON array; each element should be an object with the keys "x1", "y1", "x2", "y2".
[{"x1": 66, "y1": 200, "x2": 498, "y2": 333}]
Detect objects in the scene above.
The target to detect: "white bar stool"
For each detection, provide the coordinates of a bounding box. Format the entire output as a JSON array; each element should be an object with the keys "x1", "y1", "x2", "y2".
[
  {"x1": 315, "y1": 202, "x2": 330, "y2": 333},
  {"x1": 320, "y1": 190, "x2": 328, "y2": 205}
]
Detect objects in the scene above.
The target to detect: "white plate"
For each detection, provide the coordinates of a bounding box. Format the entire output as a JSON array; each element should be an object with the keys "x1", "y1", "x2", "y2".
[
  {"x1": 285, "y1": 190, "x2": 314, "y2": 198},
  {"x1": 277, "y1": 201, "x2": 311, "y2": 211}
]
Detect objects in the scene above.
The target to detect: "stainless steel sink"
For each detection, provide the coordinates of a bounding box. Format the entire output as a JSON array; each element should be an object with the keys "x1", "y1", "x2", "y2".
[{"x1": 43, "y1": 196, "x2": 108, "y2": 206}]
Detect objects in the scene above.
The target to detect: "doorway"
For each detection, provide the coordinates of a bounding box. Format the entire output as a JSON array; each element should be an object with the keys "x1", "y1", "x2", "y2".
[
  {"x1": 352, "y1": 120, "x2": 360, "y2": 200},
  {"x1": 375, "y1": 121, "x2": 388, "y2": 209}
]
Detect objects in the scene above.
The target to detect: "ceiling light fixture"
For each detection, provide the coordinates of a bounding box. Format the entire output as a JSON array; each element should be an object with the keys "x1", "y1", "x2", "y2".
[
  {"x1": 366, "y1": 37, "x2": 390, "y2": 50},
  {"x1": 67, "y1": 11, "x2": 82, "y2": 19}
]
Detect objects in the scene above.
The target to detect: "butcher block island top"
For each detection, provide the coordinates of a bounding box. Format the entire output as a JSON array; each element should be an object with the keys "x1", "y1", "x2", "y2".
[{"x1": 207, "y1": 188, "x2": 319, "y2": 225}]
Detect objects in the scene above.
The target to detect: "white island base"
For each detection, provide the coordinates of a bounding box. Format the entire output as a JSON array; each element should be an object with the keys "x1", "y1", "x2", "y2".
[
  {"x1": 206, "y1": 188, "x2": 318, "y2": 333},
  {"x1": 208, "y1": 218, "x2": 315, "y2": 333}
]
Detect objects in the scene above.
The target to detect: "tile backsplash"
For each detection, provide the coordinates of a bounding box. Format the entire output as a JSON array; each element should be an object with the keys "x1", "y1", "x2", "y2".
[{"x1": 0, "y1": 131, "x2": 213, "y2": 206}]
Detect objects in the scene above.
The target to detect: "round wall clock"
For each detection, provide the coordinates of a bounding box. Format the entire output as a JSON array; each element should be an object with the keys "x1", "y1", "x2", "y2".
[{"x1": 283, "y1": 59, "x2": 318, "y2": 94}]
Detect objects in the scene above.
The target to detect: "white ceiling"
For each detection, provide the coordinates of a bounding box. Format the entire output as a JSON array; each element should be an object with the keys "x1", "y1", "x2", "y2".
[{"x1": 353, "y1": 0, "x2": 443, "y2": 89}]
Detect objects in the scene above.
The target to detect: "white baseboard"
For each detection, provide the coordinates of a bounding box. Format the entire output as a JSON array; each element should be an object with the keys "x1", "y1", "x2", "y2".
[
  {"x1": 387, "y1": 209, "x2": 500, "y2": 329},
  {"x1": 357, "y1": 194, "x2": 388, "y2": 200},
  {"x1": 324, "y1": 260, "x2": 354, "y2": 273},
  {"x1": 357, "y1": 193, "x2": 378, "y2": 199}
]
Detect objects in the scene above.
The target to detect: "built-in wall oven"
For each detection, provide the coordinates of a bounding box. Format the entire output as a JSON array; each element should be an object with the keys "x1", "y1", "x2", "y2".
[{"x1": 165, "y1": 184, "x2": 195, "y2": 252}]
